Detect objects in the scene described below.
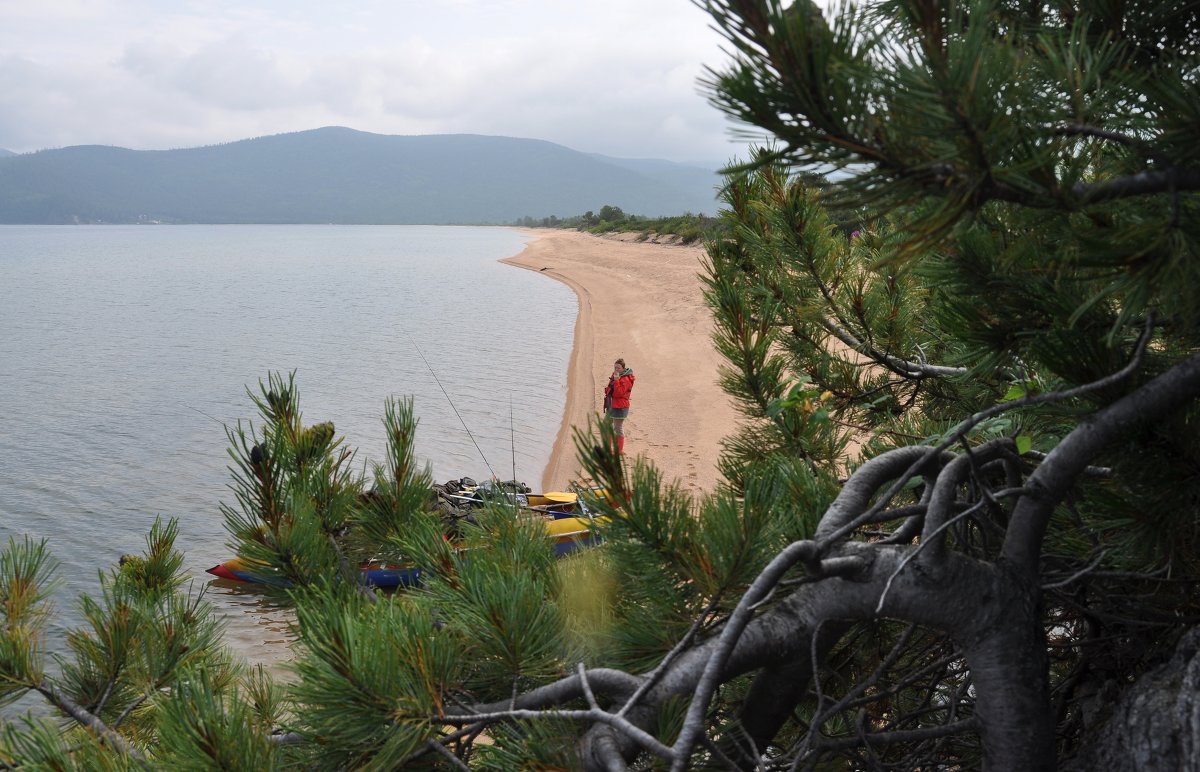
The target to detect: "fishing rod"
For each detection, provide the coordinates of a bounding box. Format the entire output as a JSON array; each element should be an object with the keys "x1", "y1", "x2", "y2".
[
  {"x1": 181, "y1": 402, "x2": 226, "y2": 427},
  {"x1": 510, "y1": 394, "x2": 517, "y2": 485},
  {"x1": 408, "y1": 336, "x2": 498, "y2": 480}
]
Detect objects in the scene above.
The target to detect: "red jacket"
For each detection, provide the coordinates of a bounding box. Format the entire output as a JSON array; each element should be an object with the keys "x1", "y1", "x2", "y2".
[{"x1": 605, "y1": 369, "x2": 636, "y2": 409}]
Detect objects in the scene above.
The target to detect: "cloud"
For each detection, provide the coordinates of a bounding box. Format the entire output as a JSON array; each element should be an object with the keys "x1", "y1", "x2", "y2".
[
  {"x1": 0, "y1": 0, "x2": 750, "y2": 163},
  {"x1": 121, "y1": 37, "x2": 304, "y2": 111}
]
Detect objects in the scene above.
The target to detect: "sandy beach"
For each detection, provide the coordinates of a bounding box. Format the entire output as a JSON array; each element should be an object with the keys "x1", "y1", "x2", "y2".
[{"x1": 503, "y1": 229, "x2": 740, "y2": 497}]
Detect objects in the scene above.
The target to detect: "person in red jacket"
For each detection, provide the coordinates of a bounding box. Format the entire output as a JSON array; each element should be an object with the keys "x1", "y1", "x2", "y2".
[{"x1": 603, "y1": 358, "x2": 635, "y2": 454}]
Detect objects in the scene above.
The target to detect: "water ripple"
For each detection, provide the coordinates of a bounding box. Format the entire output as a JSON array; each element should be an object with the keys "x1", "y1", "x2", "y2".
[{"x1": 0, "y1": 224, "x2": 574, "y2": 675}]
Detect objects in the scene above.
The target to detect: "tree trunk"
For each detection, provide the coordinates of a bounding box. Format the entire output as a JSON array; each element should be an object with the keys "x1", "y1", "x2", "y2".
[
  {"x1": 1063, "y1": 626, "x2": 1200, "y2": 772},
  {"x1": 959, "y1": 566, "x2": 1055, "y2": 771}
]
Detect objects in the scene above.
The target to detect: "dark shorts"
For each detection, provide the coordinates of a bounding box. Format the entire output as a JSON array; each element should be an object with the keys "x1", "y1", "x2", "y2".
[{"x1": 607, "y1": 407, "x2": 630, "y2": 419}]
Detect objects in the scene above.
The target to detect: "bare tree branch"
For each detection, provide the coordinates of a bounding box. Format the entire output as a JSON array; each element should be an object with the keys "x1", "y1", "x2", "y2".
[
  {"x1": 425, "y1": 737, "x2": 472, "y2": 772},
  {"x1": 824, "y1": 314, "x2": 1156, "y2": 548},
  {"x1": 812, "y1": 717, "x2": 979, "y2": 751},
  {"x1": 814, "y1": 446, "x2": 947, "y2": 543},
  {"x1": 879, "y1": 496, "x2": 994, "y2": 614},
  {"x1": 669, "y1": 539, "x2": 822, "y2": 771},
  {"x1": 801, "y1": 623, "x2": 918, "y2": 756},
  {"x1": 616, "y1": 594, "x2": 725, "y2": 720},
  {"x1": 724, "y1": 624, "x2": 850, "y2": 769},
  {"x1": 1041, "y1": 551, "x2": 1109, "y2": 590},
  {"x1": 467, "y1": 668, "x2": 642, "y2": 715},
  {"x1": 921, "y1": 440, "x2": 1016, "y2": 566},
  {"x1": 442, "y1": 706, "x2": 675, "y2": 763},
  {"x1": 1004, "y1": 351, "x2": 1200, "y2": 574}
]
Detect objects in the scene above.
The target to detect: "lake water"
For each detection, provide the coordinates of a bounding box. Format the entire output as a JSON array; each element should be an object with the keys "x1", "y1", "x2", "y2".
[{"x1": 0, "y1": 224, "x2": 576, "y2": 671}]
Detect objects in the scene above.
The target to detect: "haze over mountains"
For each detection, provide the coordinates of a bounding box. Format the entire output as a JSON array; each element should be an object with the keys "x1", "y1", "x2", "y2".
[{"x1": 0, "y1": 127, "x2": 723, "y2": 224}]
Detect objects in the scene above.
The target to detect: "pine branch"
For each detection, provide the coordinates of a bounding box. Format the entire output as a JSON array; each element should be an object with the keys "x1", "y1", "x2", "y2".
[
  {"x1": 1054, "y1": 124, "x2": 1141, "y2": 147},
  {"x1": 819, "y1": 317, "x2": 969, "y2": 379},
  {"x1": 667, "y1": 538, "x2": 833, "y2": 772},
  {"x1": 34, "y1": 681, "x2": 149, "y2": 767},
  {"x1": 802, "y1": 623, "x2": 918, "y2": 749},
  {"x1": 425, "y1": 738, "x2": 472, "y2": 772},
  {"x1": 443, "y1": 705, "x2": 674, "y2": 764},
  {"x1": 1074, "y1": 167, "x2": 1200, "y2": 204},
  {"x1": 818, "y1": 313, "x2": 1157, "y2": 550},
  {"x1": 1004, "y1": 350, "x2": 1200, "y2": 574},
  {"x1": 878, "y1": 491, "x2": 1019, "y2": 614},
  {"x1": 463, "y1": 669, "x2": 642, "y2": 716},
  {"x1": 813, "y1": 445, "x2": 947, "y2": 543}
]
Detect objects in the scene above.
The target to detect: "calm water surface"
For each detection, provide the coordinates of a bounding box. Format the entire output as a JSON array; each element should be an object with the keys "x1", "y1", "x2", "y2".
[{"x1": 0, "y1": 224, "x2": 575, "y2": 671}]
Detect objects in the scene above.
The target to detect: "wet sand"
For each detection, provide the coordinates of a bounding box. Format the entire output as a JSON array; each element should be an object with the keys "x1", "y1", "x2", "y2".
[{"x1": 503, "y1": 229, "x2": 740, "y2": 497}]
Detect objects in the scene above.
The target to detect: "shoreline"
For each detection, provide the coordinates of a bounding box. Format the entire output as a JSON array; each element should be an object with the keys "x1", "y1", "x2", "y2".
[{"x1": 502, "y1": 229, "x2": 739, "y2": 496}]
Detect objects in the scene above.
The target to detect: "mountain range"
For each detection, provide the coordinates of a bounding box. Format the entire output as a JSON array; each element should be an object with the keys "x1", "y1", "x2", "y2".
[{"x1": 0, "y1": 127, "x2": 722, "y2": 224}]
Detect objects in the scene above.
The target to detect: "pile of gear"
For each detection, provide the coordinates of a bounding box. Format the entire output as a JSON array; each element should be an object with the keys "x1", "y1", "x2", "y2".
[{"x1": 429, "y1": 477, "x2": 534, "y2": 539}]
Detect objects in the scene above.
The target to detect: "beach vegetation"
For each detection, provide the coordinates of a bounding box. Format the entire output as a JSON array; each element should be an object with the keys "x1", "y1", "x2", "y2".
[
  {"x1": 598, "y1": 204, "x2": 625, "y2": 223},
  {"x1": 3, "y1": 0, "x2": 1199, "y2": 769},
  {"x1": 515, "y1": 208, "x2": 723, "y2": 244}
]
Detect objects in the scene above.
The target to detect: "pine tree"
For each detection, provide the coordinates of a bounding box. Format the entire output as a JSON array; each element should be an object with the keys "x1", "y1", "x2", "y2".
[{"x1": 4, "y1": 0, "x2": 1200, "y2": 769}]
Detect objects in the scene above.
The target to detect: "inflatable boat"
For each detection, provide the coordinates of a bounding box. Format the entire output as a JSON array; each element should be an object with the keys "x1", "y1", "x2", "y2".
[{"x1": 205, "y1": 510, "x2": 602, "y2": 588}]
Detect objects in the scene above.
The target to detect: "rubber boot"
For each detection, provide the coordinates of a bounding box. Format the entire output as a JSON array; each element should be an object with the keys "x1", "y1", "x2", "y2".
[{"x1": 617, "y1": 435, "x2": 625, "y2": 454}]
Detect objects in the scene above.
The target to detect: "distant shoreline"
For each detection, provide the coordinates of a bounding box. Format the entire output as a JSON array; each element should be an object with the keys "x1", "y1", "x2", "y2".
[
  {"x1": 502, "y1": 229, "x2": 739, "y2": 495},
  {"x1": 0, "y1": 128, "x2": 720, "y2": 226}
]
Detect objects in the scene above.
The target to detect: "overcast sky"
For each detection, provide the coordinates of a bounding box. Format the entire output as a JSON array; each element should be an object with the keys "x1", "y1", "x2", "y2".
[{"x1": 0, "y1": 0, "x2": 764, "y2": 165}]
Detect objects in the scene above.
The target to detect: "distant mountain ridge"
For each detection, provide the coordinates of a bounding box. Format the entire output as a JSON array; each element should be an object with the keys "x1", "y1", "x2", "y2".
[
  {"x1": 0, "y1": 148, "x2": 13, "y2": 158},
  {"x1": 0, "y1": 127, "x2": 721, "y2": 224}
]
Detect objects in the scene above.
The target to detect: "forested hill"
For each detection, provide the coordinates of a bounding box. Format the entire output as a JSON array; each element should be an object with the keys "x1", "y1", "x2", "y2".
[{"x1": 0, "y1": 127, "x2": 722, "y2": 224}]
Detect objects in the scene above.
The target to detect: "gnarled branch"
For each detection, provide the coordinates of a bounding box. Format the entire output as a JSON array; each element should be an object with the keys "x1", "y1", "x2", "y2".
[{"x1": 1004, "y1": 352, "x2": 1200, "y2": 575}]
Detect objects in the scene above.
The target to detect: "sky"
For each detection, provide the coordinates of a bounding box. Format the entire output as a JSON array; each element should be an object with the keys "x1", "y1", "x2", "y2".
[{"x1": 0, "y1": 0, "x2": 764, "y2": 166}]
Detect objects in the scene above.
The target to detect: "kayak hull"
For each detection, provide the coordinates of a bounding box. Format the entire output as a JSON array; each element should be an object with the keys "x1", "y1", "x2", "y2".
[
  {"x1": 205, "y1": 558, "x2": 422, "y2": 588},
  {"x1": 206, "y1": 515, "x2": 601, "y2": 588}
]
